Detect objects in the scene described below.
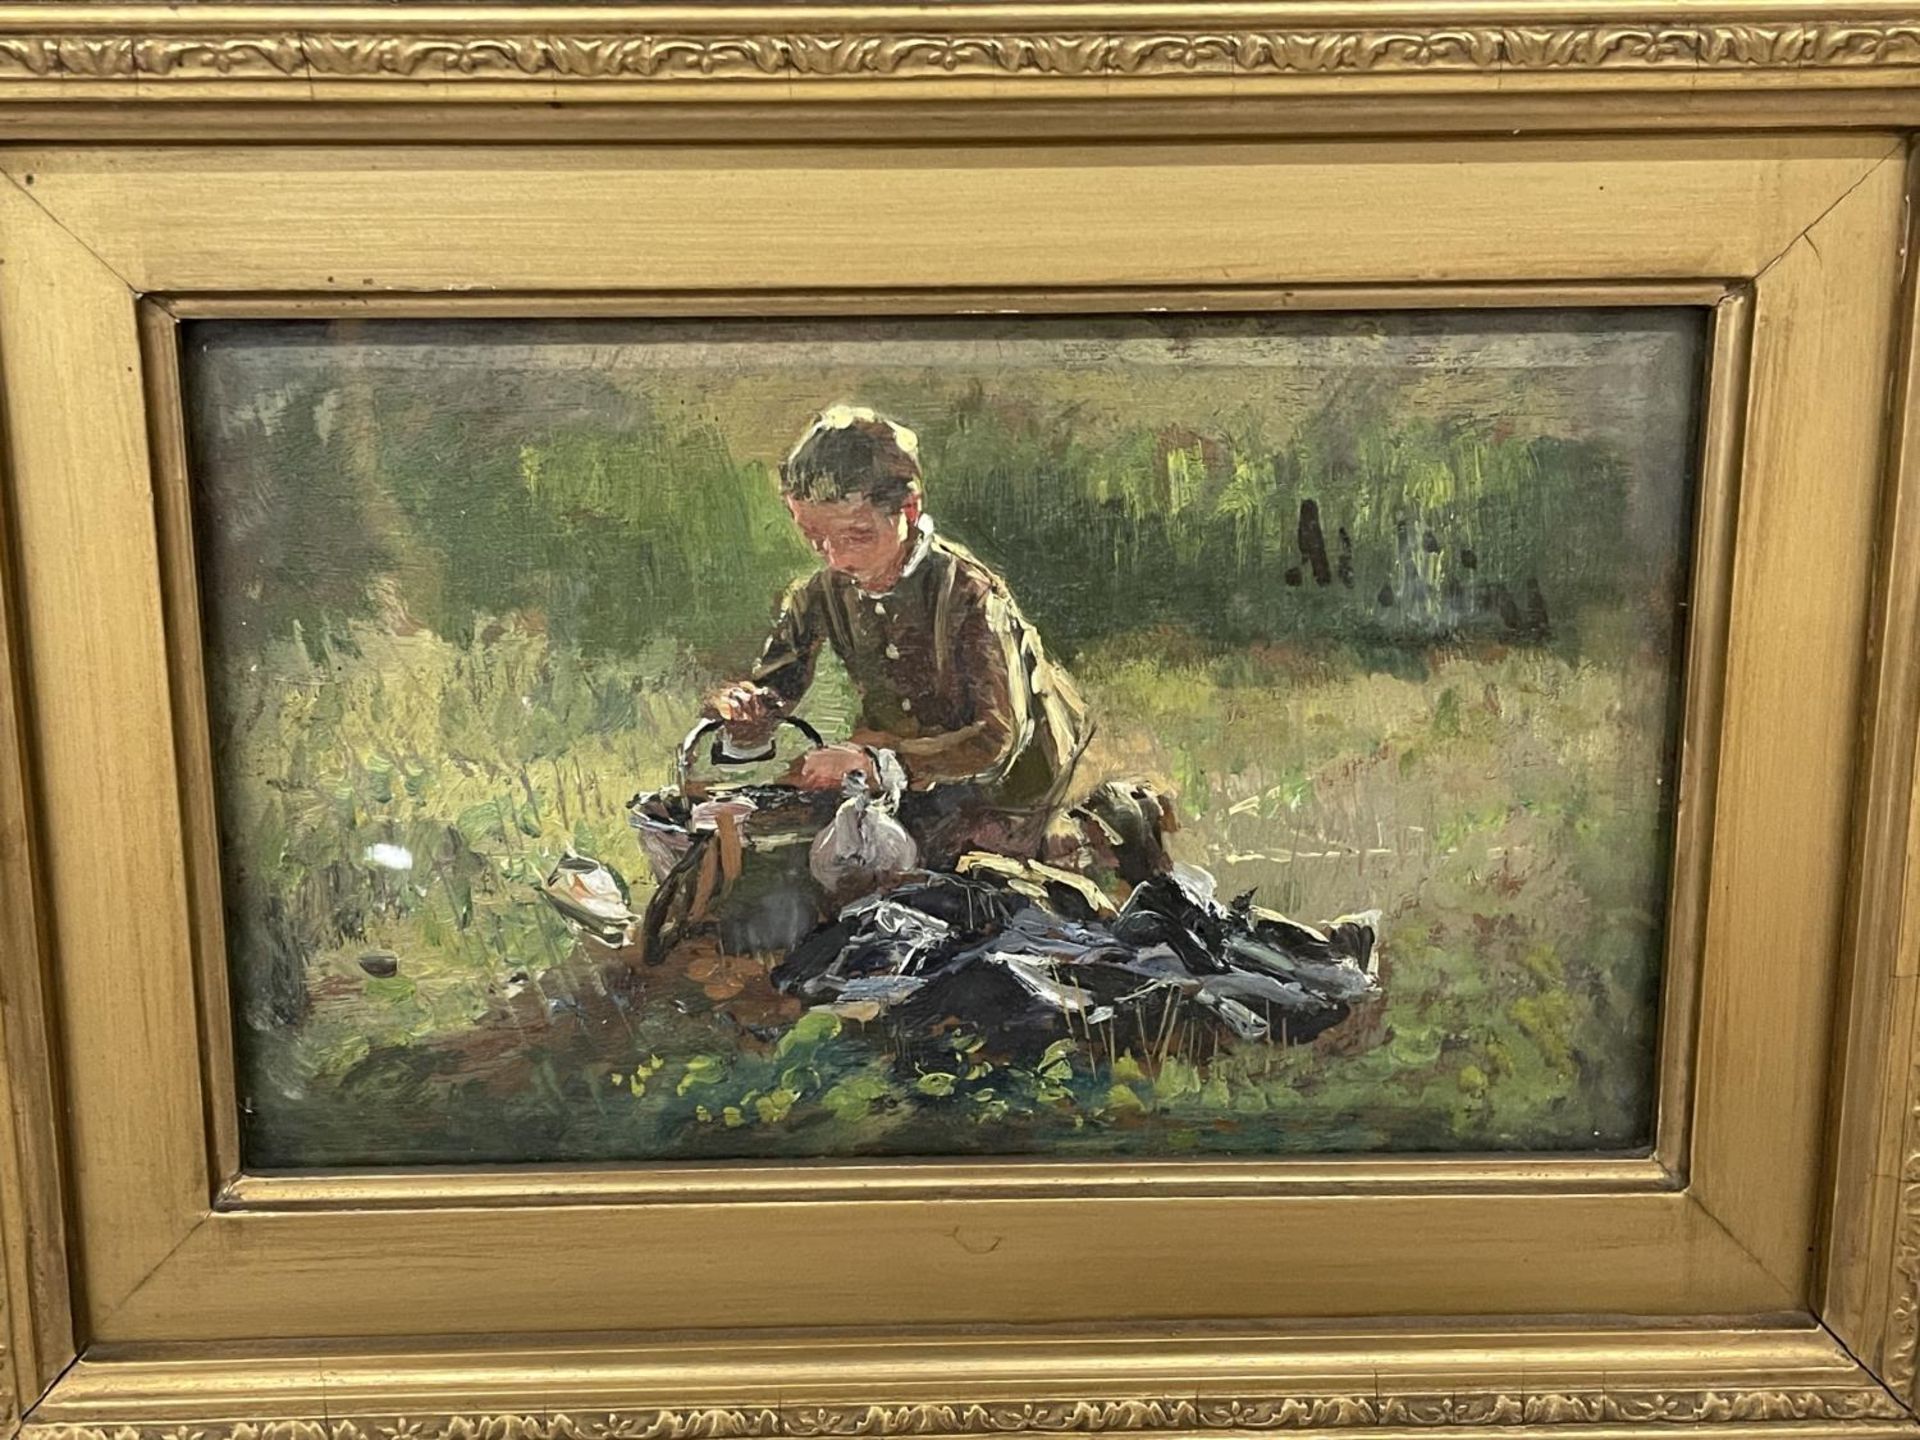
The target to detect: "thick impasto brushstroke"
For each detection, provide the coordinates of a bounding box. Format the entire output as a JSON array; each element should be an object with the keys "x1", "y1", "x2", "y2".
[{"x1": 183, "y1": 311, "x2": 1702, "y2": 1166}]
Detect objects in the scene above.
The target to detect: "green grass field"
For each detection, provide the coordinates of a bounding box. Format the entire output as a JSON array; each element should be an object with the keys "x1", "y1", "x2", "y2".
[{"x1": 226, "y1": 621, "x2": 1667, "y2": 1165}]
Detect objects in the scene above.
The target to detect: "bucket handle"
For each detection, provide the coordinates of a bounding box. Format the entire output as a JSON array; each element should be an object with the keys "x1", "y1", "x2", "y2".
[{"x1": 676, "y1": 715, "x2": 825, "y2": 787}]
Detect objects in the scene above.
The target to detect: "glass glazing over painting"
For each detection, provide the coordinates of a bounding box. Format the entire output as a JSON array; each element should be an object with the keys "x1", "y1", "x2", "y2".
[{"x1": 182, "y1": 310, "x2": 1704, "y2": 1167}]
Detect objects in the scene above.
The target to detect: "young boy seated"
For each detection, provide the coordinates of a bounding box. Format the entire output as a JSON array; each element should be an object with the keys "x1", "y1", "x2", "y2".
[{"x1": 706, "y1": 405, "x2": 1089, "y2": 870}]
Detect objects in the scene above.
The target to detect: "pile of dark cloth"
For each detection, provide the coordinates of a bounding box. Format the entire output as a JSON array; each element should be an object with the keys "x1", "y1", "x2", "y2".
[{"x1": 771, "y1": 853, "x2": 1380, "y2": 1052}]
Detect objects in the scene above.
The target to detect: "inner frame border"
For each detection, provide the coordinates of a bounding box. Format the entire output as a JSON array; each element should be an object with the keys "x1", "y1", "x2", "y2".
[{"x1": 142, "y1": 279, "x2": 1741, "y2": 1212}]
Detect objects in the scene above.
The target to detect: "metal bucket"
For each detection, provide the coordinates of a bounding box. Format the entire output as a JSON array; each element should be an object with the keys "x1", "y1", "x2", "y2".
[{"x1": 625, "y1": 717, "x2": 840, "y2": 957}]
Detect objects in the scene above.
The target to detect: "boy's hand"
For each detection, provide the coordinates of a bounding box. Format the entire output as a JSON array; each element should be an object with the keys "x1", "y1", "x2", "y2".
[
  {"x1": 704, "y1": 682, "x2": 780, "y2": 730},
  {"x1": 788, "y1": 744, "x2": 877, "y2": 791}
]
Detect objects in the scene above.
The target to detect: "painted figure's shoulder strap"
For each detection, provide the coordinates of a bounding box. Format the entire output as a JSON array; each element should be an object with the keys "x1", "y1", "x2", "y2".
[{"x1": 929, "y1": 533, "x2": 1011, "y2": 601}]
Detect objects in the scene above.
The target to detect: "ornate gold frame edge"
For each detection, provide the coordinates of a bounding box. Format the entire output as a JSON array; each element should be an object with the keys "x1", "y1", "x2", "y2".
[
  {"x1": 2, "y1": 35, "x2": 1919, "y2": 1440},
  {"x1": 19, "y1": 1388, "x2": 1919, "y2": 1440},
  {"x1": 12, "y1": 12, "x2": 1920, "y2": 84}
]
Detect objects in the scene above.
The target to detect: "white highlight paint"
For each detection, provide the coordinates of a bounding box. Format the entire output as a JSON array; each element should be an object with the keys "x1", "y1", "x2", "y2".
[{"x1": 362, "y1": 843, "x2": 414, "y2": 871}]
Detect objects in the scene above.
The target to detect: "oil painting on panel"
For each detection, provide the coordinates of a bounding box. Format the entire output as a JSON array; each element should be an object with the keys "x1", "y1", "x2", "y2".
[{"x1": 183, "y1": 311, "x2": 1702, "y2": 1165}]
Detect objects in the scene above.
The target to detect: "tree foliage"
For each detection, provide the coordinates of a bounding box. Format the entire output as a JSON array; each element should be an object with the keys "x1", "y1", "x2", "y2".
[{"x1": 191, "y1": 366, "x2": 1667, "y2": 672}]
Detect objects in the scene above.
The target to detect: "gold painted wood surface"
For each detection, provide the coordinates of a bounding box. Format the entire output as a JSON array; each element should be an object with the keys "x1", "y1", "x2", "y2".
[
  {"x1": 0, "y1": 11, "x2": 1916, "y2": 1440},
  {"x1": 1690, "y1": 146, "x2": 1905, "y2": 1290},
  {"x1": 19, "y1": 1322, "x2": 1918, "y2": 1439},
  {"x1": 0, "y1": 137, "x2": 1892, "y2": 296},
  {"x1": 0, "y1": 214, "x2": 75, "y2": 1420},
  {"x1": 15, "y1": 2, "x2": 1920, "y2": 100},
  {"x1": 0, "y1": 134, "x2": 1895, "y2": 1348},
  {"x1": 18, "y1": 2, "x2": 1920, "y2": 144},
  {"x1": 0, "y1": 176, "x2": 206, "y2": 1340},
  {"x1": 1820, "y1": 146, "x2": 1920, "y2": 1398}
]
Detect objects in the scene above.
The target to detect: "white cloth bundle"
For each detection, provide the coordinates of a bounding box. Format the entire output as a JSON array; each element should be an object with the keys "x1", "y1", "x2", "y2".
[{"x1": 810, "y1": 748, "x2": 917, "y2": 901}]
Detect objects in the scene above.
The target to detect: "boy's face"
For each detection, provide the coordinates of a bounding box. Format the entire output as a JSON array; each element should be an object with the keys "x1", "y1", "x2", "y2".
[{"x1": 786, "y1": 494, "x2": 919, "y2": 591}]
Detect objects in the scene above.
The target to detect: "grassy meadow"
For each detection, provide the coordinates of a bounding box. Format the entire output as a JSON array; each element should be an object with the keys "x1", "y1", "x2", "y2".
[
  {"x1": 227, "y1": 626, "x2": 1670, "y2": 1163},
  {"x1": 188, "y1": 313, "x2": 1695, "y2": 1166}
]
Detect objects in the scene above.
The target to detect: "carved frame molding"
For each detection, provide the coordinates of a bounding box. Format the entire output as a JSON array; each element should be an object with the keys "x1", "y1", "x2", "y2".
[
  {"x1": 0, "y1": 9, "x2": 1918, "y2": 1440},
  {"x1": 12, "y1": 13, "x2": 1920, "y2": 87},
  {"x1": 18, "y1": 1388, "x2": 1920, "y2": 1440}
]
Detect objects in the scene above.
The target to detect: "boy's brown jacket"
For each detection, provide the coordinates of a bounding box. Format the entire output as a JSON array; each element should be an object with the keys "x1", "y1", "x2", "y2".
[{"x1": 749, "y1": 521, "x2": 1089, "y2": 814}]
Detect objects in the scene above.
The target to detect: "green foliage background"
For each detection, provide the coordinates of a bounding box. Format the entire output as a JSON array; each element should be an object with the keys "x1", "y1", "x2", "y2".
[{"x1": 186, "y1": 314, "x2": 1697, "y2": 1165}]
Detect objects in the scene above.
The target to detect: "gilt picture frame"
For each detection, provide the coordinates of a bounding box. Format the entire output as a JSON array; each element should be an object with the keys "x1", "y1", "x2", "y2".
[{"x1": 0, "y1": 7, "x2": 1918, "y2": 1440}]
